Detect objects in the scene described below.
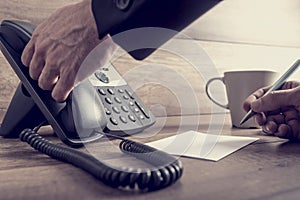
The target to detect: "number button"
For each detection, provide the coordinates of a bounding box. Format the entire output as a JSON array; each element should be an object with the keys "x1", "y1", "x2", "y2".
[
  {"x1": 134, "y1": 107, "x2": 140, "y2": 113},
  {"x1": 114, "y1": 97, "x2": 122, "y2": 104},
  {"x1": 125, "y1": 89, "x2": 134, "y2": 99},
  {"x1": 121, "y1": 105, "x2": 129, "y2": 112},
  {"x1": 105, "y1": 97, "x2": 113, "y2": 104},
  {"x1": 128, "y1": 114, "x2": 136, "y2": 122},
  {"x1": 139, "y1": 115, "x2": 145, "y2": 120},
  {"x1": 105, "y1": 107, "x2": 111, "y2": 115},
  {"x1": 98, "y1": 88, "x2": 106, "y2": 96},
  {"x1": 110, "y1": 118, "x2": 118, "y2": 125},
  {"x1": 123, "y1": 95, "x2": 129, "y2": 100},
  {"x1": 107, "y1": 88, "x2": 115, "y2": 95},
  {"x1": 120, "y1": 116, "x2": 128, "y2": 124},
  {"x1": 112, "y1": 106, "x2": 120, "y2": 114}
]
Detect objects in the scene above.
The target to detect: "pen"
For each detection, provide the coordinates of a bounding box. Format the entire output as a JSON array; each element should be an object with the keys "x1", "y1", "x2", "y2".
[{"x1": 240, "y1": 59, "x2": 300, "y2": 125}]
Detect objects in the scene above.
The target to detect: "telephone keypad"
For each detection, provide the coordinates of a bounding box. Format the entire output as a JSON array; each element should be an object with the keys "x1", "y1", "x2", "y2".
[{"x1": 97, "y1": 85, "x2": 155, "y2": 134}]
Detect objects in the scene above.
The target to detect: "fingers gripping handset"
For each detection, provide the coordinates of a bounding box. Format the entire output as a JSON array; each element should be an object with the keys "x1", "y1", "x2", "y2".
[
  {"x1": 0, "y1": 20, "x2": 187, "y2": 192},
  {"x1": 0, "y1": 20, "x2": 155, "y2": 147}
]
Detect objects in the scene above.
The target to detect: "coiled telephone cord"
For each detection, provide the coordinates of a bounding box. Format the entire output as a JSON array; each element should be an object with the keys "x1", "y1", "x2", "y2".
[{"x1": 19, "y1": 128, "x2": 183, "y2": 191}]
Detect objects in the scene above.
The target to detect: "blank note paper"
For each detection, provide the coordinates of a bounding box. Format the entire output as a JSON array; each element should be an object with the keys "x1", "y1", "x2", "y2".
[{"x1": 147, "y1": 131, "x2": 259, "y2": 161}]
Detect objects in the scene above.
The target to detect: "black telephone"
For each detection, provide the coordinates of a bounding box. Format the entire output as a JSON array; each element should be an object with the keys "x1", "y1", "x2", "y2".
[
  {"x1": 0, "y1": 20, "x2": 183, "y2": 191},
  {"x1": 0, "y1": 20, "x2": 156, "y2": 147}
]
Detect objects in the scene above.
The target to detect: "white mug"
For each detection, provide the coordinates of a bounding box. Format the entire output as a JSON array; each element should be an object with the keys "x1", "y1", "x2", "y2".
[{"x1": 205, "y1": 70, "x2": 277, "y2": 128}]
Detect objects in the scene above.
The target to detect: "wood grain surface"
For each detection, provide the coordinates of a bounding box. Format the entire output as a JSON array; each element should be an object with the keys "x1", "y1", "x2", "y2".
[
  {"x1": 1, "y1": 0, "x2": 300, "y2": 116},
  {"x1": 1, "y1": 114, "x2": 300, "y2": 200},
  {"x1": 1, "y1": 1, "x2": 300, "y2": 199}
]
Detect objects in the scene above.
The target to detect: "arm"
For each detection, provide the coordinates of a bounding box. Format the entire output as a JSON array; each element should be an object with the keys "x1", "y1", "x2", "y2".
[
  {"x1": 91, "y1": 0, "x2": 221, "y2": 59},
  {"x1": 21, "y1": 0, "x2": 221, "y2": 102}
]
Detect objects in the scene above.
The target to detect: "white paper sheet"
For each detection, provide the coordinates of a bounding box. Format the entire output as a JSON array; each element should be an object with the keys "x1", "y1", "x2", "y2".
[{"x1": 146, "y1": 131, "x2": 259, "y2": 161}]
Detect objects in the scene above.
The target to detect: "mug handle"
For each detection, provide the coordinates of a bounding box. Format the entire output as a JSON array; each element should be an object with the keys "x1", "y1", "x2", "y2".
[{"x1": 205, "y1": 77, "x2": 229, "y2": 109}]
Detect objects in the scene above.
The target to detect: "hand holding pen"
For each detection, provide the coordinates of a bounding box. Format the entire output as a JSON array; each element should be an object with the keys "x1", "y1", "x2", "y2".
[
  {"x1": 240, "y1": 59, "x2": 300, "y2": 125},
  {"x1": 241, "y1": 60, "x2": 300, "y2": 140}
]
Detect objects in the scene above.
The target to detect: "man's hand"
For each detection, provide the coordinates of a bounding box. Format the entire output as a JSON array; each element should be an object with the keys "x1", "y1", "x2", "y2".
[
  {"x1": 21, "y1": 0, "x2": 112, "y2": 102},
  {"x1": 243, "y1": 81, "x2": 300, "y2": 140}
]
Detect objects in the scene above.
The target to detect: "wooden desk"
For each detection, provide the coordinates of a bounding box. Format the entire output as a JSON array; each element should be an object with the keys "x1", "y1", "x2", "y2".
[
  {"x1": 1, "y1": 0, "x2": 300, "y2": 199},
  {"x1": 1, "y1": 113, "x2": 300, "y2": 200}
]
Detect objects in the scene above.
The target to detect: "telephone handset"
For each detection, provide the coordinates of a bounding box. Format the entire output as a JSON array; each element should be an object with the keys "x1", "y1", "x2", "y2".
[
  {"x1": 0, "y1": 20, "x2": 183, "y2": 191},
  {"x1": 0, "y1": 20, "x2": 155, "y2": 147}
]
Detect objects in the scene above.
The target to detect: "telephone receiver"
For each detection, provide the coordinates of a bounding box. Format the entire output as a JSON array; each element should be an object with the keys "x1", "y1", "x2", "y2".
[
  {"x1": 0, "y1": 20, "x2": 156, "y2": 147},
  {"x1": 0, "y1": 20, "x2": 185, "y2": 191}
]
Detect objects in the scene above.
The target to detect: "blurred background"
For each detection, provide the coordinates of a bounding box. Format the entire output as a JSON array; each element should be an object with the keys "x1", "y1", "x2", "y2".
[{"x1": 0, "y1": 0, "x2": 300, "y2": 117}]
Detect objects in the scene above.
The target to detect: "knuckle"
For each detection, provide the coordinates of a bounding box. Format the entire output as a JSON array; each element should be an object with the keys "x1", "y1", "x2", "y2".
[
  {"x1": 38, "y1": 78, "x2": 52, "y2": 91},
  {"x1": 34, "y1": 44, "x2": 47, "y2": 58},
  {"x1": 51, "y1": 91, "x2": 67, "y2": 103},
  {"x1": 29, "y1": 68, "x2": 40, "y2": 80},
  {"x1": 267, "y1": 91, "x2": 277, "y2": 101}
]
